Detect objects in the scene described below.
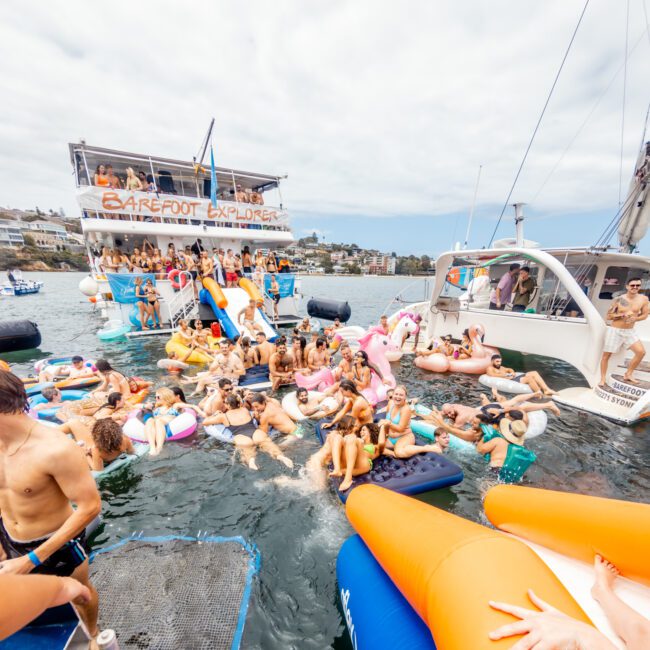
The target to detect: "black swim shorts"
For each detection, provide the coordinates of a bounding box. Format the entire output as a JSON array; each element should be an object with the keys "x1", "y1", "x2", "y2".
[
  {"x1": 271, "y1": 293, "x2": 281, "y2": 304},
  {"x1": 0, "y1": 517, "x2": 88, "y2": 577}
]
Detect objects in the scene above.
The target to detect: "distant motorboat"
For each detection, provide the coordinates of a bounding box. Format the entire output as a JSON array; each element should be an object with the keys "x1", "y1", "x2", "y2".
[{"x1": 1, "y1": 269, "x2": 43, "y2": 296}]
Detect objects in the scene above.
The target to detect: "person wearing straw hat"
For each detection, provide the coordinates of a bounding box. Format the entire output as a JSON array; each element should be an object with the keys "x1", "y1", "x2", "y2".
[{"x1": 476, "y1": 418, "x2": 528, "y2": 475}]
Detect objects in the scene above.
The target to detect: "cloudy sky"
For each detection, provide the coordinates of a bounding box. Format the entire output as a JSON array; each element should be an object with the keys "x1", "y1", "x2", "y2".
[{"x1": 1, "y1": 1, "x2": 649, "y2": 255}]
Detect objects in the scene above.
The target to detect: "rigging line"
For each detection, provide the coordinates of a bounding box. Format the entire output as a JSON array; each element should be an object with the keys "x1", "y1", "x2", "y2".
[
  {"x1": 619, "y1": 0, "x2": 631, "y2": 206},
  {"x1": 487, "y1": 0, "x2": 591, "y2": 248},
  {"x1": 531, "y1": 29, "x2": 647, "y2": 203}
]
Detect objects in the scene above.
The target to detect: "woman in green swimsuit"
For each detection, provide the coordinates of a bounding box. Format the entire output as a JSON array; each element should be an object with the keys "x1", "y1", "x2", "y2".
[{"x1": 334, "y1": 422, "x2": 384, "y2": 492}]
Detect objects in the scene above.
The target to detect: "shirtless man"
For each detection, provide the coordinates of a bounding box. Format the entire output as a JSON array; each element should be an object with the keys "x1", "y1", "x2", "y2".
[
  {"x1": 486, "y1": 354, "x2": 557, "y2": 396},
  {"x1": 183, "y1": 248, "x2": 199, "y2": 298},
  {"x1": 223, "y1": 250, "x2": 237, "y2": 288},
  {"x1": 304, "y1": 332, "x2": 319, "y2": 364},
  {"x1": 238, "y1": 300, "x2": 262, "y2": 337},
  {"x1": 599, "y1": 277, "x2": 649, "y2": 385},
  {"x1": 297, "y1": 318, "x2": 312, "y2": 334},
  {"x1": 269, "y1": 342, "x2": 295, "y2": 390},
  {"x1": 31, "y1": 387, "x2": 62, "y2": 412},
  {"x1": 0, "y1": 371, "x2": 102, "y2": 646},
  {"x1": 254, "y1": 332, "x2": 275, "y2": 366},
  {"x1": 188, "y1": 341, "x2": 245, "y2": 395},
  {"x1": 333, "y1": 344, "x2": 355, "y2": 382},
  {"x1": 322, "y1": 380, "x2": 374, "y2": 429},
  {"x1": 235, "y1": 184, "x2": 248, "y2": 203},
  {"x1": 308, "y1": 338, "x2": 330, "y2": 372},
  {"x1": 198, "y1": 251, "x2": 214, "y2": 282},
  {"x1": 376, "y1": 315, "x2": 389, "y2": 335},
  {"x1": 198, "y1": 378, "x2": 234, "y2": 416},
  {"x1": 187, "y1": 320, "x2": 214, "y2": 359},
  {"x1": 249, "y1": 393, "x2": 305, "y2": 439},
  {"x1": 38, "y1": 356, "x2": 95, "y2": 383},
  {"x1": 294, "y1": 387, "x2": 340, "y2": 419}
]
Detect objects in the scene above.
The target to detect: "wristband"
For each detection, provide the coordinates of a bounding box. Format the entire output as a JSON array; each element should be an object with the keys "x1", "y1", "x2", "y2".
[{"x1": 27, "y1": 550, "x2": 42, "y2": 567}]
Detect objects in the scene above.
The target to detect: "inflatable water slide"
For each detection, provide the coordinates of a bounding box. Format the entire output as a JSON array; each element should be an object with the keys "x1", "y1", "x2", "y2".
[{"x1": 200, "y1": 277, "x2": 279, "y2": 342}]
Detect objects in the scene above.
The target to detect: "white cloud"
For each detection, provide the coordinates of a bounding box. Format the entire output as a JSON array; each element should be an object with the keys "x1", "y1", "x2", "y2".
[{"x1": 0, "y1": 0, "x2": 648, "y2": 235}]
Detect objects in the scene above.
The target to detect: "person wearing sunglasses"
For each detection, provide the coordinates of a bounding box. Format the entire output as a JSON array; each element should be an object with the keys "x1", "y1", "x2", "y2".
[{"x1": 600, "y1": 277, "x2": 649, "y2": 386}]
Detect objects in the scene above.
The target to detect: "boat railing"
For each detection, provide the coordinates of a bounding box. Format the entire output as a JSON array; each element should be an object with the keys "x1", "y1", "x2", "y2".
[{"x1": 168, "y1": 272, "x2": 197, "y2": 329}]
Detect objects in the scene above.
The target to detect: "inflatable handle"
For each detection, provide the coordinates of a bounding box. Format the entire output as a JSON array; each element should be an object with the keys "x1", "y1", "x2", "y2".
[
  {"x1": 168, "y1": 269, "x2": 188, "y2": 290},
  {"x1": 238, "y1": 277, "x2": 264, "y2": 306},
  {"x1": 202, "y1": 277, "x2": 227, "y2": 309},
  {"x1": 485, "y1": 485, "x2": 650, "y2": 587},
  {"x1": 346, "y1": 485, "x2": 591, "y2": 649}
]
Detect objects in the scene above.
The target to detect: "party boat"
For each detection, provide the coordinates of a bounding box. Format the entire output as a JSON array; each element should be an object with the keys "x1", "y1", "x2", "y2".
[
  {"x1": 397, "y1": 139, "x2": 650, "y2": 424},
  {"x1": 69, "y1": 140, "x2": 301, "y2": 336}
]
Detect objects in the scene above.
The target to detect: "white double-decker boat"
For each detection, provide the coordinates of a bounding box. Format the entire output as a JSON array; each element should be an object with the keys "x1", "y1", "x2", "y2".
[
  {"x1": 399, "y1": 139, "x2": 650, "y2": 424},
  {"x1": 70, "y1": 141, "x2": 301, "y2": 337}
]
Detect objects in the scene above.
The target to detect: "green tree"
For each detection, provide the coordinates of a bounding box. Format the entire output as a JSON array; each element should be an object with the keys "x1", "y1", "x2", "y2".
[
  {"x1": 346, "y1": 263, "x2": 362, "y2": 275},
  {"x1": 22, "y1": 233, "x2": 36, "y2": 247}
]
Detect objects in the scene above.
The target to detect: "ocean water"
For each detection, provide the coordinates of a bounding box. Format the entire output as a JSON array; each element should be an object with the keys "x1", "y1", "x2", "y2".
[{"x1": 3, "y1": 272, "x2": 649, "y2": 649}]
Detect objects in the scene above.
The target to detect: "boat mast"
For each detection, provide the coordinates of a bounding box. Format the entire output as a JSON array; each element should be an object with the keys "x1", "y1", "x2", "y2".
[
  {"x1": 513, "y1": 203, "x2": 525, "y2": 247},
  {"x1": 463, "y1": 165, "x2": 482, "y2": 249}
]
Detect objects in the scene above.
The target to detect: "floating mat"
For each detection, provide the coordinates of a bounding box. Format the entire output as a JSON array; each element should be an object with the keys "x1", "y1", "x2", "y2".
[
  {"x1": 89, "y1": 536, "x2": 260, "y2": 650},
  {"x1": 315, "y1": 423, "x2": 463, "y2": 503},
  {"x1": 1, "y1": 536, "x2": 261, "y2": 650},
  {"x1": 238, "y1": 365, "x2": 272, "y2": 391}
]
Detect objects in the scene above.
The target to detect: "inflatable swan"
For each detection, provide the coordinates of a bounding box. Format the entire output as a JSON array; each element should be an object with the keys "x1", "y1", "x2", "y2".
[{"x1": 414, "y1": 324, "x2": 499, "y2": 374}]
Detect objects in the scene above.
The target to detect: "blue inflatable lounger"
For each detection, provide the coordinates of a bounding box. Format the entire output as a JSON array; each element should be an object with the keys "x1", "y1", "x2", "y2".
[
  {"x1": 315, "y1": 423, "x2": 463, "y2": 503},
  {"x1": 337, "y1": 535, "x2": 436, "y2": 650},
  {"x1": 0, "y1": 536, "x2": 260, "y2": 650}
]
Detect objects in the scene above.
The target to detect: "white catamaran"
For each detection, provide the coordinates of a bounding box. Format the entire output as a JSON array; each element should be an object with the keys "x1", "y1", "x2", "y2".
[
  {"x1": 397, "y1": 138, "x2": 650, "y2": 424},
  {"x1": 71, "y1": 139, "x2": 301, "y2": 339}
]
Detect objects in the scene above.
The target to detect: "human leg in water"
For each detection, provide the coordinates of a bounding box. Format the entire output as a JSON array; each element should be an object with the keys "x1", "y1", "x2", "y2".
[
  {"x1": 254, "y1": 430, "x2": 293, "y2": 468},
  {"x1": 234, "y1": 435, "x2": 258, "y2": 470}
]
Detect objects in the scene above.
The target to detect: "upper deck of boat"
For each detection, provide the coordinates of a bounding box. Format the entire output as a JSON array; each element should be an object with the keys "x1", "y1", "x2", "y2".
[{"x1": 68, "y1": 142, "x2": 294, "y2": 245}]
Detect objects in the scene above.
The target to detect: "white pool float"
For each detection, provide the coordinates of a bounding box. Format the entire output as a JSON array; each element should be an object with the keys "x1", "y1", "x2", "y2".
[
  {"x1": 281, "y1": 390, "x2": 339, "y2": 421},
  {"x1": 479, "y1": 374, "x2": 533, "y2": 395}
]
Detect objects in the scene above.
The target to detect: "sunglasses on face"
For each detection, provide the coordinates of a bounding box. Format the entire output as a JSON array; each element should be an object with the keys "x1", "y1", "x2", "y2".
[
  {"x1": 629, "y1": 284, "x2": 641, "y2": 288},
  {"x1": 222, "y1": 387, "x2": 233, "y2": 392}
]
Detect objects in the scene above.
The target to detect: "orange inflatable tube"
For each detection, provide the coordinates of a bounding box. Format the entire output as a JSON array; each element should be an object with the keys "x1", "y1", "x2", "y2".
[
  {"x1": 346, "y1": 485, "x2": 591, "y2": 649},
  {"x1": 202, "y1": 277, "x2": 227, "y2": 309},
  {"x1": 238, "y1": 277, "x2": 264, "y2": 306},
  {"x1": 485, "y1": 485, "x2": 650, "y2": 587}
]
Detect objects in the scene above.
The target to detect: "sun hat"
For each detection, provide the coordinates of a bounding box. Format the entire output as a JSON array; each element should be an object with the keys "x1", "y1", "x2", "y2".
[{"x1": 499, "y1": 418, "x2": 527, "y2": 446}]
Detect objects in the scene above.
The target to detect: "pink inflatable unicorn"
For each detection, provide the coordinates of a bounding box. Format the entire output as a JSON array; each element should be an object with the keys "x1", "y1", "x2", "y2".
[
  {"x1": 357, "y1": 331, "x2": 398, "y2": 404},
  {"x1": 295, "y1": 367, "x2": 335, "y2": 392}
]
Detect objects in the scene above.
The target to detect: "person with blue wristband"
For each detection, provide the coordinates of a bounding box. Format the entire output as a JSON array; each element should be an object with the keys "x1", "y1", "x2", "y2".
[{"x1": 0, "y1": 370, "x2": 102, "y2": 645}]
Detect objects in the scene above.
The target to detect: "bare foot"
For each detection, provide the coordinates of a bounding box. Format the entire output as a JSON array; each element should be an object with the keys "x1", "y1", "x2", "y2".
[
  {"x1": 623, "y1": 375, "x2": 640, "y2": 385},
  {"x1": 549, "y1": 403, "x2": 561, "y2": 417},
  {"x1": 329, "y1": 469, "x2": 343, "y2": 477},
  {"x1": 339, "y1": 477, "x2": 353, "y2": 491},
  {"x1": 532, "y1": 390, "x2": 544, "y2": 399},
  {"x1": 278, "y1": 455, "x2": 294, "y2": 469},
  {"x1": 247, "y1": 457, "x2": 259, "y2": 471},
  {"x1": 88, "y1": 638, "x2": 100, "y2": 650},
  {"x1": 591, "y1": 554, "x2": 619, "y2": 601},
  {"x1": 543, "y1": 389, "x2": 558, "y2": 396}
]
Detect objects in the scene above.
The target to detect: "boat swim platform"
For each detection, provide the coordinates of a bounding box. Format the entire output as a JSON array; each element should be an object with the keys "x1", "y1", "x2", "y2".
[
  {"x1": 553, "y1": 386, "x2": 645, "y2": 425},
  {"x1": 2, "y1": 536, "x2": 260, "y2": 650},
  {"x1": 125, "y1": 327, "x2": 174, "y2": 338}
]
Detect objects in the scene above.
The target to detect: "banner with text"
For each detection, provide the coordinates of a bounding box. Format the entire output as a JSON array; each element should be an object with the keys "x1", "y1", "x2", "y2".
[{"x1": 77, "y1": 187, "x2": 289, "y2": 228}]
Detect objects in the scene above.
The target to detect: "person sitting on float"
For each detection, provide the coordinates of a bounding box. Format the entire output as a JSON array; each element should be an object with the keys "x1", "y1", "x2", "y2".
[
  {"x1": 486, "y1": 354, "x2": 557, "y2": 396},
  {"x1": 329, "y1": 420, "x2": 384, "y2": 492},
  {"x1": 31, "y1": 386, "x2": 62, "y2": 412},
  {"x1": 380, "y1": 386, "x2": 442, "y2": 459},
  {"x1": 322, "y1": 380, "x2": 374, "y2": 430}
]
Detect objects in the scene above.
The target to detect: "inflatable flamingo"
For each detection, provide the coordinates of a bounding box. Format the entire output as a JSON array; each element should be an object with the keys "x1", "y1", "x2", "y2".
[
  {"x1": 385, "y1": 315, "x2": 419, "y2": 362},
  {"x1": 357, "y1": 332, "x2": 398, "y2": 405},
  {"x1": 295, "y1": 367, "x2": 335, "y2": 392},
  {"x1": 414, "y1": 324, "x2": 499, "y2": 374}
]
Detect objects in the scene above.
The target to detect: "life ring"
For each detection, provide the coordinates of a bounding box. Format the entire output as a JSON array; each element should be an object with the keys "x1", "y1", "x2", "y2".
[
  {"x1": 479, "y1": 374, "x2": 533, "y2": 394},
  {"x1": 123, "y1": 408, "x2": 197, "y2": 442},
  {"x1": 168, "y1": 269, "x2": 188, "y2": 290},
  {"x1": 281, "y1": 390, "x2": 339, "y2": 421}
]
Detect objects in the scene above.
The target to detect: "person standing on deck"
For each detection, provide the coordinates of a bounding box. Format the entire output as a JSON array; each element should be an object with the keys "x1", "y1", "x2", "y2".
[
  {"x1": 512, "y1": 266, "x2": 535, "y2": 312},
  {"x1": 489, "y1": 263, "x2": 520, "y2": 310},
  {"x1": 599, "y1": 278, "x2": 649, "y2": 386}
]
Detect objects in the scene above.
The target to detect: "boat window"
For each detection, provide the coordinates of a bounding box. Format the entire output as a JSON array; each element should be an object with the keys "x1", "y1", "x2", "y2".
[
  {"x1": 535, "y1": 268, "x2": 584, "y2": 318},
  {"x1": 599, "y1": 267, "x2": 650, "y2": 300}
]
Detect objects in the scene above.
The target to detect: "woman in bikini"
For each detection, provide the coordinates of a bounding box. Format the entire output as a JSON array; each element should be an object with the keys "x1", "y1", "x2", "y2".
[
  {"x1": 266, "y1": 253, "x2": 277, "y2": 274},
  {"x1": 93, "y1": 359, "x2": 133, "y2": 402},
  {"x1": 291, "y1": 335, "x2": 308, "y2": 372},
  {"x1": 143, "y1": 388, "x2": 182, "y2": 456},
  {"x1": 151, "y1": 249, "x2": 165, "y2": 279},
  {"x1": 237, "y1": 337, "x2": 257, "y2": 369},
  {"x1": 94, "y1": 164, "x2": 109, "y2": 187},
  {"x1": 130, "y1": 248, "x2": 143, "y2": 273},
  {"x1": 328, "y1": 420, "x2": 384, "y2": 492},
  {"x1": 322, "y1": 380, "x2": 374, "y2": 430},
  {"x1": 91, "y1": 391, "x2": 128, "y2": 425},
  {"x1": 134, "y1": 276, "x2": 149, "y2": 330},
  {"x1": 351, "y1": 350, "x2": 373, "y2": 393},
  {"x1": 144, "y1": 278, "x2": 162, "y2": 328},
  {"x1": 203, "y1": 393, "x2": 292, "y2": 470},
  {"x1": 99, "y1": 246, "x2": 116, "y2": 273},
  {"x1": 241, "y1": 247, "x2": 253, "y2": 276},
  {"x1": 381, "y1": 385, "x2": 440, "y2": 459}
]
